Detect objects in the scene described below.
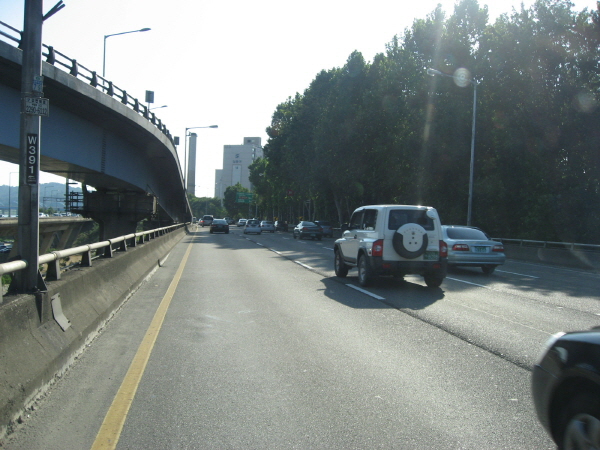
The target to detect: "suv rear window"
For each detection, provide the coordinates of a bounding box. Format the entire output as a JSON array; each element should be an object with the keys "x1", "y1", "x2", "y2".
[{"x1": 388, "y1": 209, "x2": 434, "y2": 231}]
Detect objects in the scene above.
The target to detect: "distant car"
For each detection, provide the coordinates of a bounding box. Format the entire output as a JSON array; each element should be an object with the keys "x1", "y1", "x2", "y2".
[
  {"x1": 260, "y1": 221, "x2": 275, "y2": 233},
  {"x1": 200, "y1": 215, "x2": 214, "y2": 227},
  {"x1": 237, "y1": 218, "x2": 247, "y2": 227},
  {"x1": 532, "y1": 328, "x2": 600, "y2": 449},
  {"x1": 442, "y1": 225, "x2": 505, "y2": 274},
  {"x1": 275, "y1": 220, "x2": 288, "y2": 231},
  {"x1": 243, "y1": 219, "x2": 261, "y2": 235},
  {"x1": 223, "y1": 217, "x2": 235, "y2": 225},
  {"x1": 210, "y1": 219, "x2": 229, "y2": 234},
  {"x1": 293, "y1": 221, "x2": 323, "y2": 240},
  {"x1": 314, "y1": 220, "x2": 333, "y2": 238},
  {"x1": 0, "y1": 245, "x2": 10, "y2": 253}
]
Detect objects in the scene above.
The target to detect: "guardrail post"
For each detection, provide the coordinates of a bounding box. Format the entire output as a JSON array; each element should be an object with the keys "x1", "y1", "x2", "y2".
[
  {"x1": 45, "y1": 259, "x2": 61, "y2": 281},
  {"x1": 70, "y1": 59, "x2": 78, "y2": 76},
  {"x1": 46, "y1": 45, "x2": 55, "y2": 64},
  {"x1": 81, "y1": 250, "x2": 92, "y2": 267}
]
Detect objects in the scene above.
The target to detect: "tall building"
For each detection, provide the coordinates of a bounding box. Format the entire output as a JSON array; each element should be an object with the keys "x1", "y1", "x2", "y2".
[{"x1": 215, "y1": 137, "x2": 263, "y2": 198}]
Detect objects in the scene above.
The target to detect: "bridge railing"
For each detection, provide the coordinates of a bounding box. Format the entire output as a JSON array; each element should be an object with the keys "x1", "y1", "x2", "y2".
[
  {"x1": 498, "y1": 238, "x2": 600, "y2": 252},
  {"x1": 0, "y1": 20, "x2": 175, "y2": 146},
  {"x1": 0, "y1": 223, "x2": 188, "y2": 301}
]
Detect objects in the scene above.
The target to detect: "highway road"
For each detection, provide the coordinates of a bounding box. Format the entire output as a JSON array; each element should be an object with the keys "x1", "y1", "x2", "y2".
[{"x1": 3, "y1": 226, "x2": 599, "y2": 449}]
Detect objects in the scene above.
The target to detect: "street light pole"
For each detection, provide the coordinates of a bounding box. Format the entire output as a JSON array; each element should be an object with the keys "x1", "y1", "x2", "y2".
[
  {"x1": 427, "y1": 68, "x2": 478, "y2": 226},
  {"x1": 102, "y1": 27, "x2": 151, "y2": 78}
]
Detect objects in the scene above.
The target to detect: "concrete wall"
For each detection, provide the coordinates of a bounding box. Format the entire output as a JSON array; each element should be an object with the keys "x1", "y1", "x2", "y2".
[
  {"x1": 0, "y1": 226, "x2": 187, "y2": 439},
  {"x1": 503, "y1": 243, "x2": 600, "y2": 272}
]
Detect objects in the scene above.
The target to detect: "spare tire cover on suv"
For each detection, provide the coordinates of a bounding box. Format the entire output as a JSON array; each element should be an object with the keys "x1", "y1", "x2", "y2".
[{"x1": 392, "y1": 223, "x2": 428, "y2": 259}]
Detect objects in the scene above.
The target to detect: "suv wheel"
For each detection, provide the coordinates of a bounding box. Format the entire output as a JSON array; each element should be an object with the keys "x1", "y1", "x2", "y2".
[
  {"x1": 357, "y1": 254, "x2": 373, "y2": 287},
  {"x1": 334, "y1": 249, "x2": 349, "y2": 278},
  {"x1": 424, "y1": 272, "x2": 443, "y2": 288},
  {"x1": 392, "y1": 223, "x2": 428, "y2": 259}
]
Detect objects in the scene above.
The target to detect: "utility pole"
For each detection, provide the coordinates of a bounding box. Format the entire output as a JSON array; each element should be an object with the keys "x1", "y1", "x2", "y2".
[
  {"x1": 15, "y1": 0, "x2": 64, "y2": 293},
  {"x1": 16, "y1": 0, "x2": 44, "y2": 293}
]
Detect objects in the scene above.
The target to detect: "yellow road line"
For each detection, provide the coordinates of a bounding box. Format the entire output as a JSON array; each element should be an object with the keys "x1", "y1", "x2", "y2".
[{"x1": 91, "y1": 241, "x2": 193, "y2": 450}]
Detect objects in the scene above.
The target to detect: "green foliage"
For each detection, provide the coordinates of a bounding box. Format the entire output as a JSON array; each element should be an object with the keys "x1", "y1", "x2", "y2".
[
  {"x1": 73, "y1": 222, "x2": 99, "y2": 246},
  {"x1": 254, "y1": 0, "x2": 600, "y2": 243}
]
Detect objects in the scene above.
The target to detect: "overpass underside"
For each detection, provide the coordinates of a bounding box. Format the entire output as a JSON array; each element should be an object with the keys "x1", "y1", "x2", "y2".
[{"x1": 0, "y1": 37, "x2": 190, "y2": 239}]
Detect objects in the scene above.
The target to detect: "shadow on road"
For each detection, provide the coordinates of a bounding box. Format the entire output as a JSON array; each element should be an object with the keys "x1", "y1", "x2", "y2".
[{"x1": 319, "y1": 275, "x2": 445, "y2": 311}]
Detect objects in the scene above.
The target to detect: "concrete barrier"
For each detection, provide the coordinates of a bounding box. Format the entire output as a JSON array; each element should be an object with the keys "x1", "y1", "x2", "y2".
[
  {"x1": 503, "y1": 243, "x2": 600, "y2": 272},
  {"x1": 0, "y1": 226, "x2": 187, "y2": 440}
]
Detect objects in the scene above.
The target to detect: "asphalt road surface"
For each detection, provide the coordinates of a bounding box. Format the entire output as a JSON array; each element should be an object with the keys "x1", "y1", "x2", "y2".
[{"x1": 4, "y1": 226, "x2": 599, "y2": 449}]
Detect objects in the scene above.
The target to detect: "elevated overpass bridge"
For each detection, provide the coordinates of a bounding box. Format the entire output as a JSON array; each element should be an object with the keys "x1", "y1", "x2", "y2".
[{"x1": 0, "y1": 20, "x2": 189, "y2": 240}]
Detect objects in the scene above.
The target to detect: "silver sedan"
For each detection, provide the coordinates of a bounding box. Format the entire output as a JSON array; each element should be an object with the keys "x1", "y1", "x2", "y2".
[
  {"x1": 260, "y1": 221, "x2": 276, "y2": 232},
  {"x1": 442, "y1": 225, "x2": 505, "y2": 274}
]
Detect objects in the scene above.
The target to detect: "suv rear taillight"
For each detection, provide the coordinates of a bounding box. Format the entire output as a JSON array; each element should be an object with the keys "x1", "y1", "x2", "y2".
[
  {"x1": 439, "y1": 240, "x2": 448, "y2": 258},
  {"x1": 452, "y1": 243, "x2": 469, "y2": 252},
  {"x1": 372, "y1": 239, "x2": 384, "y2": 257},
  {"x1": 492, "y1": 244, "x2": 504, "y2": 252}
]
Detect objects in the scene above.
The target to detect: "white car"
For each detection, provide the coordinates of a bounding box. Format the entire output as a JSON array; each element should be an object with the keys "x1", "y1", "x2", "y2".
[
  {"x1": 334, "y1": 205, "x2": 448, "y2": 287},
  {"x1": 237, "y1": 218, "x2": 247, "y2": 227},
  {"x1": 243, "y1": 219, "x2": 262, "y2": 235},
  {"x1": 260, "y1": 220, "x2": 276, "y2": 232}
]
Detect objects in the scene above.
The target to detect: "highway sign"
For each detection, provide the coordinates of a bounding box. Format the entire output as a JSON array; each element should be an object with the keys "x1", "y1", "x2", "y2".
[{"x1": 236, "y1": 192, "x2": 254, "y2": 203}]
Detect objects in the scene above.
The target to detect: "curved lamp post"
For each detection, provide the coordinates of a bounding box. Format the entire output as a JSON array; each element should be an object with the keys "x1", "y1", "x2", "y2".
[
  {"x1": 427, "y1": 68, "x2": 478, "y2": 226},
  {"x1": 184, "y1": 125, "x2": 218, "y2": 195},
  {"x1": 103, "y1": 27, "x2": 151, "y2": 78}
]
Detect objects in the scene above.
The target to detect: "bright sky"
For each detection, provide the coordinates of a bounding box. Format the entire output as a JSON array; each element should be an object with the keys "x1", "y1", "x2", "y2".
[{"x1": 0, "y1": 0, "x2": 597, "y2": 196}]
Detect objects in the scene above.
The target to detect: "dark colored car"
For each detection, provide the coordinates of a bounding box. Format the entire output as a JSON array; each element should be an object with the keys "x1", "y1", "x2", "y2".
[
  {"x1": 210, "y1": 219, "x2": 229, "y2": 234},
  {"x1": 314, "y1": 220, "x2": 333, "y2": 238},
  {"x1": 532, "y1": 328, "x2": 600, "y2": 449},
  {"x1": 293, "y1": 221, "x2": 323, "y2": 240},
  {"x1": 275, "y1": 220, "x2": 288, "y2": 231}
]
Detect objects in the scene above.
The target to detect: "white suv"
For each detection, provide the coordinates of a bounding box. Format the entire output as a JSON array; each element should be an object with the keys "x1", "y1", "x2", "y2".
[{"x1": 334, "y1": 205, "x2": 448, "y2": 287}]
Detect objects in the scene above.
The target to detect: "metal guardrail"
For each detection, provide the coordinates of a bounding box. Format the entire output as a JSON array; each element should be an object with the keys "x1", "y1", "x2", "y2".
[
  {"x1": 497, "y1": 238, "x2": 600, "y2": 253},
  {"x1": 0, "y1": 223, "x2": 187, "y2": 300},
  {"x1": 0, "y1": 20, "x2": 175, "y2": 146}
]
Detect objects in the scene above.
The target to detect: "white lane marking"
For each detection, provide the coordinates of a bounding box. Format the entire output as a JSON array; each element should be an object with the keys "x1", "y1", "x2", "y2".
[
  {"x1": 294, "y1": 261, "x2": 314, "y2": 270},
  {"x1": 270, "y1": 249, "x2": 283, "y2": 255},
  {"x1": 446, "y1": 277, "x2": 490, "y2": 289},
  {"x1": 323, "y1": 247, "x2": 334, "y2": 251},
  {"x1": 496, "y1": 269, "x2": 539, "y2": 278},
  {"x1": 346, "y1": 284, "x2": 386, "y2": 300}
]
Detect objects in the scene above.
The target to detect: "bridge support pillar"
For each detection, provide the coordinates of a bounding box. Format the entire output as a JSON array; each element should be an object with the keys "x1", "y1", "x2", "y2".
[{"x1": 82, "y1": 191, "x2": 157, "y2": 240}]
